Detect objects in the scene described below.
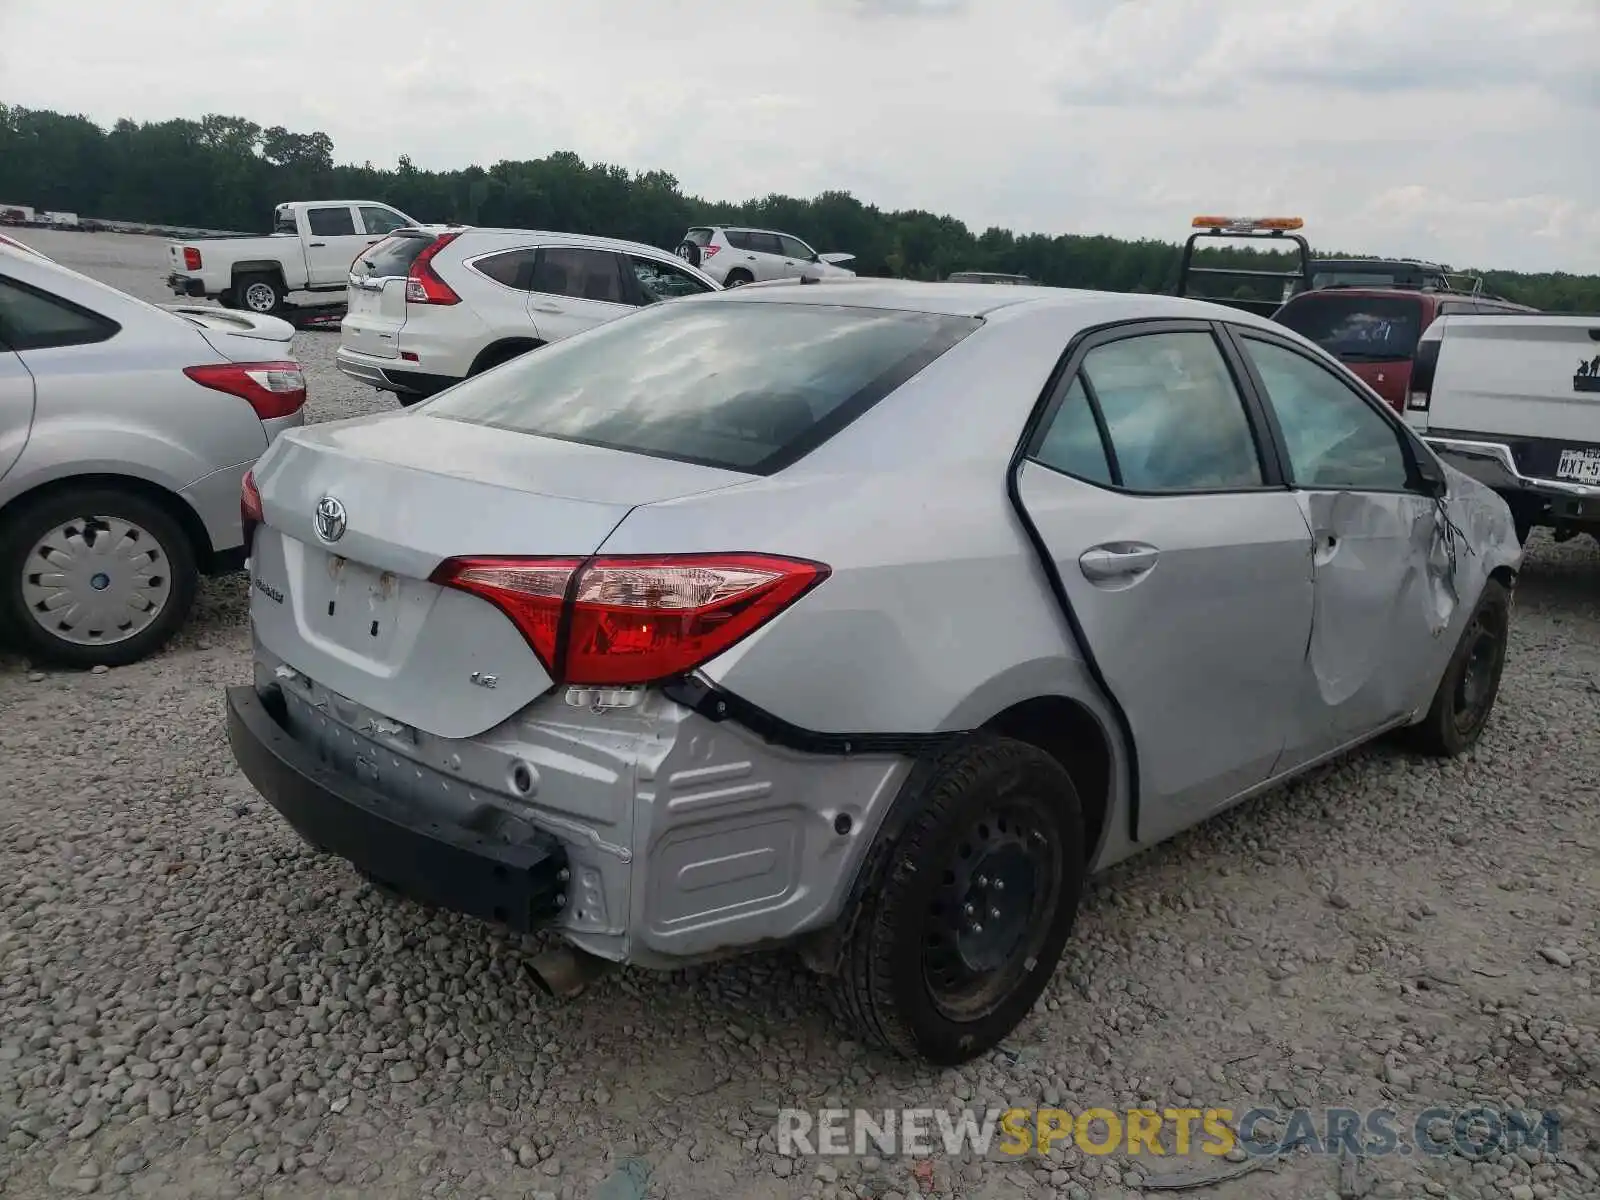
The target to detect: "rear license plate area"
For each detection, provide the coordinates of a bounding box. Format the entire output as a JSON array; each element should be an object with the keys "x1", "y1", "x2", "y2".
[
  {"x1": 304, "y1": 553, "x2": 405, "y2": 655},
  {"x1": 1556, "y1": 448, "x2": 1600, "y2": 484}
]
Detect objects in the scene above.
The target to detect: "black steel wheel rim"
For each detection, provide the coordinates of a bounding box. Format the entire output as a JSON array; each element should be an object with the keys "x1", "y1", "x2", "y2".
[
  {"x1": 1451, "y1": 608, "x2": 1501, "y2": 733},
  {"x1": 921, "y1": 800, "x2": 1062, "y2": 1022}
]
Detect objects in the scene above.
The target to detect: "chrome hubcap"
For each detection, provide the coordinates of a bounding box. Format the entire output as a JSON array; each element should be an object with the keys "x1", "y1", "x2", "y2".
[
  {"x1": 243, "y1": 282, "x2": 276, "y2": 311},
  {"x1": 19, "y1": 515, "x2": 172, "y2": 647}
]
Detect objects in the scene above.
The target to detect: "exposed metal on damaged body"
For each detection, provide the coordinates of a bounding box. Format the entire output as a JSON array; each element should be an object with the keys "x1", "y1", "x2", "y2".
[{"x1": 225, "y1": 279, "x2": 1522, "y2": 1065}]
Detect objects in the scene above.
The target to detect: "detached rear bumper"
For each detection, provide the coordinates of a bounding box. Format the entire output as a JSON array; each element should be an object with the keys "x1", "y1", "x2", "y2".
[
  {"x1": 225, "y1": 684, "x2": 569, "y2": 931},
  {"x1": 167, "y1": 273, "x2": 206, "y2": 297}
]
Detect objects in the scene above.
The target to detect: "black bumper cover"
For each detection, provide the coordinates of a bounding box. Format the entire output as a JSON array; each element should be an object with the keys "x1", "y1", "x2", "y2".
[
  {"x1": 167, "y1": 274, "x2": 206, "y2": 297},
  {"x1": 225, "y1": 685, "x2": 568, "y2": 931}
]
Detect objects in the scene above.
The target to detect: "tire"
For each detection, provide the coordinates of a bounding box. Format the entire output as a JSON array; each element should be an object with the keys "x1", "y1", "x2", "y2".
[
  {"x1": 235, "y1": 273, "x2": 285, "y2": 314},
  {"x1": 1400, "y1": 578, "x2": 1511, "y2": 757},
  {"x1": 0, "y1": 486, "x2": 199, "y2": 669},
  {"x1": 674, "y1": 241, "x2": 703, "y2": 268},
  {"x1": 825, "y1": 736, "x2": 1085, "y2": 1065},
  {"x1": 723, "y1": 269, "x2": 753, "y2": 287}
]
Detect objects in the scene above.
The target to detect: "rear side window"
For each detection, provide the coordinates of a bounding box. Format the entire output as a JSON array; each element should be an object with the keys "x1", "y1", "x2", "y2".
[
  {"x1": 357, "y1": 233, "x2": 432, "y2": 278},
  {"x1": 0, "y1": 275, "x2": 120, "y2": 351},
  {"x1": 472, "y1": 248, "x2": 538, "y2": 290},
  {"x1": 423, "y1": 301, "x2": 981, "y2": 473},
  {"x1": 529, "y1": 248, "x2": 627, "y2": 304},
  {"x1": 1275, "y1": 294, "x2": 1425, "y2": 361},
  {"x1": 682, "y1": 228, "x2": 715, "y2": 247},
  {"x1": 746, "y1": 232, "x2": 784, "y2": 255},
  {"x1": 1035, "y1": 330, "x2": 1263, "y2": 492},
  {"x1": 306, "y1": 206, "x2": 356, "y2": 237}
]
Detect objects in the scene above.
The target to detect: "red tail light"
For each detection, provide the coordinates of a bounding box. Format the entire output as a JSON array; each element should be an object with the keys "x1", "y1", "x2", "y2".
[
  {"x1": 184, "y1": 361, "x2": 306, "y2": 421},
  {"x1": 183, "y1": 246, "x2": 202, "y2": 271},
  {"x1": 405, "y1": 232, "x2": 462, "y2": 305},
  {"x1": 431, "y1": 553, "x2": 829, "y2": 686},
  {"x1": 701, "y1": 245, "x2": 720, "y2": 259},
  {"x1": 241, "y1": 468, "x2": 263, "y2": 551}
]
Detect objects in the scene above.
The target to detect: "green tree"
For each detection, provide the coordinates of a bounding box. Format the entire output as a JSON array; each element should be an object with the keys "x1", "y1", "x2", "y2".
[{"x1": 1, "y1": 104, "x2": 1596, "y2": 312}]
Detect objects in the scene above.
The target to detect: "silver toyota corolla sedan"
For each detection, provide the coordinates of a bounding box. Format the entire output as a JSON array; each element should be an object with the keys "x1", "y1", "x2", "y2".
[
  {"x1": 0, "y1": 242, "x2": 306, "y2": 667},
  {"x1": 226, "y1": 278, "x2": 1521, "y2": 1064}
]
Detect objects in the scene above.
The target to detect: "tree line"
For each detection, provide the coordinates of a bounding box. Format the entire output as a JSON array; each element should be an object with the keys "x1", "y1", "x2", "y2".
[{"x1": 3, "y1": 103, "x2": 1597, "y2": 312}]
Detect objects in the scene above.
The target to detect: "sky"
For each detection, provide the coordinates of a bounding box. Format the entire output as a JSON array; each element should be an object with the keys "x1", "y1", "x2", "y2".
[{"x1": 1, "y1": 0, "x2": 1596, "y2": 274}]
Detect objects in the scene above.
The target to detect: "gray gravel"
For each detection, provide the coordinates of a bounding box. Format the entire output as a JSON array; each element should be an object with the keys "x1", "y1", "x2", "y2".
[{"x1": 2, "y1": 229, "x2": 1597, "y2": 1199}]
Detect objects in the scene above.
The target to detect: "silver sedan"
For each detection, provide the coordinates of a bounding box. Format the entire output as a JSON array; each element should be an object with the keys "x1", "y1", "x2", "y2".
[
  {"x1": 226, "y1": 279, "x2": 1520, "y2": 1064},
  {"x1": 0, "y1": 242, "x2": 305, "y2": 667}
]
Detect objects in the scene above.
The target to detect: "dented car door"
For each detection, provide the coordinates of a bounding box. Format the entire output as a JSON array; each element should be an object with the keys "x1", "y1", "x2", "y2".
[{"x1": 1230, "y1": 330, "x2": 1454, "y2": 762}]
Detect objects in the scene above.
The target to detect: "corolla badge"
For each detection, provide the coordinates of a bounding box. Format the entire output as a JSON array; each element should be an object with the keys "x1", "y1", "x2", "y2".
[{"x1": 314, "y1": 495, "x2": 347, "y2": 543}]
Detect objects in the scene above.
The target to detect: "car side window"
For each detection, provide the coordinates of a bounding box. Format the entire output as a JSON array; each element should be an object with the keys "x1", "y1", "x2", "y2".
[
  {"x1": 778, "y1": 235, "x2": 815, "y2": 262},
  {"x1": 1034, "y1": 377, "x2": 1113, "y2": 486},
  {"x1": 530, "y1": 248, "x2": 627, "y2": 304},
  {"x1": 1053, "y1": 330, "x2": 1264, "y2": 492},
  {"x1": 0, "y1": 275, "x2": 120, "y2": 351},
  {"x1": 628, "y1": 256, "x2": 714, "y2": 303},
  {"x1": 472, "y1": 249, "x2": 539, "y2": 290},
  {"x1": 723, "y1": 231, "x2": 750, "y2": 251},
  {"x1": 1239, "y1": 336, "x2": 1411, "y2": 492},
  {"x1": 359, "y1": 207, "x2": 409, "y2": 236},
  {"x1": 306, "y1": 206, "x2": 357, "y2": 237},
  {"x1": 747, "y1": 232, "x2": 784, "y2": 255}
]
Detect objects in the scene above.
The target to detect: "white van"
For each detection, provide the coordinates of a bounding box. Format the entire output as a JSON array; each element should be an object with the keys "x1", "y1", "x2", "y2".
[{"x1": 1405, "y1": 313, "x2": 1600, "y2": 544}]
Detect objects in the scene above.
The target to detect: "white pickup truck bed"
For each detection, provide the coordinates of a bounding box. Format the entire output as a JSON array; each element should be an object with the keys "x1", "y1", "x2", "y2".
[{"x1": 1406, "y1": 312, "x2": 1600, "y2": 543}]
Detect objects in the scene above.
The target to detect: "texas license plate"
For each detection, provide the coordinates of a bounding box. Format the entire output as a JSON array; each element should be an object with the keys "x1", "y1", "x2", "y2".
[{"x1": 1555, "y1": 448, "x2": 1600, "y2": 484}]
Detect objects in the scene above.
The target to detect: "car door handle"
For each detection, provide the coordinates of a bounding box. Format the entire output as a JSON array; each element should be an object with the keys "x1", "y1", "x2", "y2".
[
  {"x1": 529, "y1": 301, "x2": 563, "y2": 313},
  {"x1": 1078, "y1": 544, "x2": 1159, "y2": 581},
  {"x1": 309, "y1": 241, "x2": 327, "y2": 247}
]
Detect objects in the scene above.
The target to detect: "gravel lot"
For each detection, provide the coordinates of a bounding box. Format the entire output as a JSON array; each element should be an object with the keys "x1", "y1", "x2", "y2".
[{"x1": 2, "y1": 228, "x2": 1597, "y2": 1200}]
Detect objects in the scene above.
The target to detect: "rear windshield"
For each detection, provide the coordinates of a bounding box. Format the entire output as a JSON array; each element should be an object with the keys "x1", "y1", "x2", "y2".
[
  {"x1": 356, "y1": 233, "x2": 432, "y2": 278},
  {"x1": 682, "y1": 228, "x2": 715, "y2": 246},
  {"x1": 422, "y1": 300, "x2": 981, "y2": 473},
  {"x1": 1275, "y1": 294, "x2": 1426, "y2": 361}
]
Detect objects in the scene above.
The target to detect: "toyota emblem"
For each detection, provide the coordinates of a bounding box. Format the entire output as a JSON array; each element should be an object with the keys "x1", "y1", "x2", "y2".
[{"x1": 314, "y1": 495, "x2": 347, "y2": 543}]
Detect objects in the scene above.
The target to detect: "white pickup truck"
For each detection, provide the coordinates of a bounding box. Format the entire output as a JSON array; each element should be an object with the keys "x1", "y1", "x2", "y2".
[
  {"x1": 1406, "y1": 312, "x2": 1600, "y2": 545},
  {"x1": 166, "y1": 200, "x2": 418, "y2": 315}
]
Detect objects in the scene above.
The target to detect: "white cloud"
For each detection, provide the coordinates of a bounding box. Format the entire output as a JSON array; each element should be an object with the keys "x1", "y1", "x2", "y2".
[{"x1": 0, "y1": 0, "x2": 1594, "y2": 272}]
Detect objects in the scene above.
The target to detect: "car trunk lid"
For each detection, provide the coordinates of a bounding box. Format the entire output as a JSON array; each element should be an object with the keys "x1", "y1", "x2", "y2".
[{"x1": 247, "y1": 412, "x2": 751, "y2": 738}]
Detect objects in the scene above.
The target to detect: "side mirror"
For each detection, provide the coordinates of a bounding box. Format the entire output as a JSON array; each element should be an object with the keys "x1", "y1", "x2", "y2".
[{"x1": 1414, "y1": 448, "x2": 1448, "y2": 497}]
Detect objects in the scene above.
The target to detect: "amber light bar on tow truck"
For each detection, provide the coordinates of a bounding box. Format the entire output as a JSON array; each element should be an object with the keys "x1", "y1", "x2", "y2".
[{"x1": 1191, "y1": 216, "x2": 1305, "y2": 233}]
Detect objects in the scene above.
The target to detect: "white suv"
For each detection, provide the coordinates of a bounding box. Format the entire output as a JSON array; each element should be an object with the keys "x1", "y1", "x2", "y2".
[
  {"x1": 674, "y1": 226, "x2": 857, "y2": 287},
  {"x1": 337, "y1": 227, "x2": 722, "y2": 405}
]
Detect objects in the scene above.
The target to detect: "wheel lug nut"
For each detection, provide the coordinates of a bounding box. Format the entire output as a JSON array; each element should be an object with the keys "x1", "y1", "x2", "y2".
[
  {"x1": 977, "y1": 875, "x2": 989, "y2": 887},
  {"x1": 993, "y1": 879, "x2": 1005, "y2": 892},
  {"x1": 963, "y1": 903, "x2": 975, "y2": 916},
  {"x1": 990, "y1": 907, "x2": 1001, "y2": 919},
  {"x1": 972, "y1": 923, "x2": 984, "y2": 934}
]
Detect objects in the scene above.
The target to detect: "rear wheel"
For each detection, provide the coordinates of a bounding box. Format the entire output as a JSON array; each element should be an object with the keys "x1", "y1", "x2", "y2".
[
  {"x1": 0, "y1": 487, "x2": 198, "y2": 669},
  {"x1": 826, "y1": 737, "x2": 1084, "y2": 1065},
  {"x1": 1402, "y1": 578, "x2": 1511, "y2": 757},
  {"x1": 236, "y1": 274, "x2": 285, "y2": 314},
  {"x1": 723, "y1": 269, "x2": 753, "y2": 287}
]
